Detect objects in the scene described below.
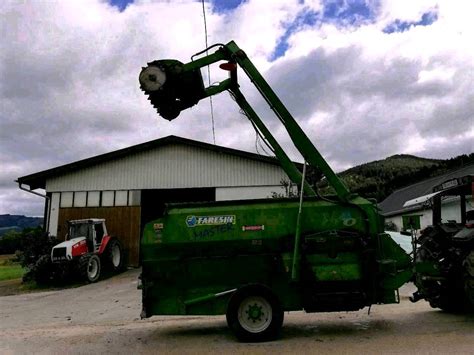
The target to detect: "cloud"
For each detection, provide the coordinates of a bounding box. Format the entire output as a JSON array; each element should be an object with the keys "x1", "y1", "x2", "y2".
[{"x1": 1, "y1": 0, "x2": 473, "y2": 216}]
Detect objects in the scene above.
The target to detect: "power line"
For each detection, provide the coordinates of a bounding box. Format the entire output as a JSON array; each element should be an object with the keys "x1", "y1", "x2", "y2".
[{"x1": 201, "y1": 0, "x2": 216, "y2": 145}]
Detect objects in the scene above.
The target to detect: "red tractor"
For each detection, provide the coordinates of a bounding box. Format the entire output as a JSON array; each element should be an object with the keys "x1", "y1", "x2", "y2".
[{"x1": 35, "y1": 219, "x2": 124, "y2": 283}]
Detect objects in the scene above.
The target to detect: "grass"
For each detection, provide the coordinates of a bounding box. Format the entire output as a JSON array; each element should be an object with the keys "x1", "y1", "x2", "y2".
[
  {"x1": 0, "y1": 255, "x2": 24, "y2": 281},
  {"x1": 0, "y1": 254, "x2": 77, "y2": 295}
]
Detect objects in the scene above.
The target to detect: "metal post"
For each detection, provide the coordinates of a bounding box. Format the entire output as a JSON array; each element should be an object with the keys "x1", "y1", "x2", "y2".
[{"x1": 292, "y1": 161, "x2": 307, "y2": 281}]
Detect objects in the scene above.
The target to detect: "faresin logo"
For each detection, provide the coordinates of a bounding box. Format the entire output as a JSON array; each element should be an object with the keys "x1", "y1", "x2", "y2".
[{"x1": 186, "y1": 215, "x2": 236, "y2": 228}]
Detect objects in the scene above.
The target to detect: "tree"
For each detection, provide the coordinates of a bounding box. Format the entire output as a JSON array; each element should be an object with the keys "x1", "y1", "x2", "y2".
[
  {"x1": 271, "y1": 179, "x2": 298, "y2": 198},
  {"x1": 0, "y1": 230, "x2": 22, "y2": 254}
]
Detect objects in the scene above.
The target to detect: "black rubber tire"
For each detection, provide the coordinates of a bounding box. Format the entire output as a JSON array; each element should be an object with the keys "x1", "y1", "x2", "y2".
[
  {"x1": 463, "y1": 251, "x2": 474, "y2": 312},
  {"x1": 418, "y1": 248, "x2": 474, "y2": 313},
  {"x1": 79, "y1": 254, "x2": 101, "y2": 283},
  {"x1": 103, "y1": 238, "x2": 124, "y2": 273},
  {"x1": 34, "y1": 254, "x2": 53, "y2": 285},
  {"x1": 415, "y1": 240, "x2": 463, "y2": 312},
  {"x1": 463, "y1": 273, "x2": 474, "y2": 312},
  {"x1": 226, "y1": 285, "x2": 284, "y2": 342},
  {"x1": 430, "y1": 284, "x2": 465, "y2": 313}
]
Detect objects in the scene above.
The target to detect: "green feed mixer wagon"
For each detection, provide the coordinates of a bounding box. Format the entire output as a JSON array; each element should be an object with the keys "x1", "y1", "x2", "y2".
[{"x1": 137, "y1": 41, "x2": 419, "y2": 342}]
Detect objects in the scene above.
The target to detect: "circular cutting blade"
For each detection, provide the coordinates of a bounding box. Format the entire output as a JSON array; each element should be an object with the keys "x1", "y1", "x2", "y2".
[{"x1": 139, "y1": 66, "x2": 166, "y2": 92}]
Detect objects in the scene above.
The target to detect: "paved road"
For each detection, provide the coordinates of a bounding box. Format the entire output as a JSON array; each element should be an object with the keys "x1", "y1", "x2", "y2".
[{"x1": 1, "y1": 269, "x2": 473, "y2": 354}]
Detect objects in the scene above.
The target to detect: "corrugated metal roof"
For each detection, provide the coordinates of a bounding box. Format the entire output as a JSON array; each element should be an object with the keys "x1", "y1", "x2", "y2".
[
  {"x1": 378, "y1": 164, "x2": 474, "y2": 216},
  {"x1": 44, "y1": 144, "x2": 288, "y2": 192},
  {"x1": 17, "y1": 135, "x2": 288, "y2": 190}
]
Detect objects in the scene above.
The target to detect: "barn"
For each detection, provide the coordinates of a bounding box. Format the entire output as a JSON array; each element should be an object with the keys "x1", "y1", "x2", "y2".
[{"x1": 16, "y1": 135, "x2": 291, "y2": 266}]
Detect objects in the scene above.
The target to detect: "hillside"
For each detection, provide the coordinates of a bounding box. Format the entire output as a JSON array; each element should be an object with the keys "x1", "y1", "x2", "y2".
[
  {"x1": 337, "y1": 153, "x2": 474, "y2": 201},
  {"x1": 0, "y1": 215, "x2": 43, "y2": 237}
]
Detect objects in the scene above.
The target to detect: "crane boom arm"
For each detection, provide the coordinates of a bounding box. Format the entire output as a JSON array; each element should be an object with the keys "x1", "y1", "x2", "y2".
[{"x1": 139, "y1": 41, "x2": 353, "y2": 202}]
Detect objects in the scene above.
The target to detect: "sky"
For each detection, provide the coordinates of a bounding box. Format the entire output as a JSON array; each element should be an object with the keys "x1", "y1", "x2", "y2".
[{"x1": 1, "y1": 0, "x2": 473, "y2": 216}]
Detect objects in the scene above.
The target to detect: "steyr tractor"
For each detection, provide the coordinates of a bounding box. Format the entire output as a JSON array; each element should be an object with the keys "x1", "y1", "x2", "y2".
[
  {"x1": 35, "y1": 219, "x2": 124, "y2": 284},
  {"x1": 406, "y1": 175, "x2": 474, "y2": 312},
  {"x1": 137, "y1": 41, "x2": 472, "y2": 342}
]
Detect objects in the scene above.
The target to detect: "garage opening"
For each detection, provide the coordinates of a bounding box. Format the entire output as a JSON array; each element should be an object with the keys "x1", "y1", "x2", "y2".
[{"x1": 140, "y1": 187, "x2": 216, "y2": 232}]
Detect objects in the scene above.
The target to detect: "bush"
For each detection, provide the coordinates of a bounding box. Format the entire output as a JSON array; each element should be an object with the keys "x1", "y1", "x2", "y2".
[
  {"x1": 0, "y1": 230, "x2": 22, "y2": 254},
  {"x1": 16, "y1": 228, "x2": 58, "y2": 282},
  {"x1": 17, "y1": 227, "x2": 57, "y2": 269},
  {"x1": 0, "y1": 227, "x2": 59, "y2": 282},
  {"x1": 385, "y1": 221, "x2": 399, "y2": 232}
]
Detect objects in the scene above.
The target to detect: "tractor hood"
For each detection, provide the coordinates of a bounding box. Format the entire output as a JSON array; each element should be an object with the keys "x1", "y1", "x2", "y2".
[
  {"x1": 51, "y1": 237, "x2": 88, "y2": 262},
  {"x1": 54, "y1": 237, "x2": 86, "y2": 249}
]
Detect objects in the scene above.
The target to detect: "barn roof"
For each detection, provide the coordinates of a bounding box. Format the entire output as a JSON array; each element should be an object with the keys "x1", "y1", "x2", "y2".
[
  {"x1": 17, "y1": 135, "x2": 284, "y2": 190},
  {"x1": 378, "y1": 164, "x2": 474, "y2": 216}
]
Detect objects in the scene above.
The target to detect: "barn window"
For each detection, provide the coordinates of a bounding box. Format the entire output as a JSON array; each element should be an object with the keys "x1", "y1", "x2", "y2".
[
  {"x1": 115, "y1": 190, "x2": 128, "y2": 206},
  {"x1": 60, "y1": 192, "x2": 73, "y2": 208},
  {"x1": 73, "y1": 192, "x2": 87, "y2": 207},
  {"x1": 102, "y1": 191, "x2": 114, "y2": 206},
  {"x1": 87, "y1": 191, "x2": 100, "y2": 207},
  {"x1": 128, "y1": 190, "x2": 141, "y2": 206}
]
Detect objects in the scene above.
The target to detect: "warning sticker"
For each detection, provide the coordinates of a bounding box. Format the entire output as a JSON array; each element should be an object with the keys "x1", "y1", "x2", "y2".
[{"x1": 242, "y1": 225, "x2": 265, "y2": 231}]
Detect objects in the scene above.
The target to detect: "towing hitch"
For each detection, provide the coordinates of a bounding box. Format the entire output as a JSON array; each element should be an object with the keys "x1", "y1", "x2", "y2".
[{"x1": 409, "y1": 291, "x2": 423, "y2": 303}]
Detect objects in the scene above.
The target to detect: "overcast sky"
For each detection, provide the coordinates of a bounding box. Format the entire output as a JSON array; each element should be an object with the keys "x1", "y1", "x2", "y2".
[{"x1": 1, "y1": 0, "x2": 473, "y2": 216}]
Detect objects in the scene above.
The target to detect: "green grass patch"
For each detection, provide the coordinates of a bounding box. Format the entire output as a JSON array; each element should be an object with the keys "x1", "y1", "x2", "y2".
[
  {"x1": 0, "y1": 264, "x2": 23, "y2": 281},
  {"x1": 0, "y1": 255, "x2": 24, "y2": 281}
]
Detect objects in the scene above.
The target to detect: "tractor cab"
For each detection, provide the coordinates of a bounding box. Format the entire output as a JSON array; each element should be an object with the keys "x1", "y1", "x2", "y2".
[
  {"x1": 430, "y1": 175, "x2": 474, "y2": 227},
  {"x1": 67, "y1": 219, "x2": 107, "y2": 253},
  {"x1": 404, "y1": 175, "x2": 474, "y2": 232}
]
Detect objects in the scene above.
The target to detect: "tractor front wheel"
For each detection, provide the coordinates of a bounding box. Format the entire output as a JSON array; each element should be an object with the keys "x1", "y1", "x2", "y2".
[
  {"x1": 79, "y1": 254, "x2": 101, "y2": 283},
  {"x1": 34, "y1": 254, "x2": 54, "y2": 285}
]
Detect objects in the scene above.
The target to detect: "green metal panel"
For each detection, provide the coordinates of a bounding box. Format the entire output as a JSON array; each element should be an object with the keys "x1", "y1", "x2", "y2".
[
  {"x1": 141, "y1": 197, "x2": 412, "y2": 315},
  {"x1": 142, "y1": 198, "x2": 368, "y2": 252},
  {"x1": 376, "y1": 233, "x2": 413, "y2": 290},
  {"x1": 305, "y1": 253, "x2": 362, "y2": 281}
]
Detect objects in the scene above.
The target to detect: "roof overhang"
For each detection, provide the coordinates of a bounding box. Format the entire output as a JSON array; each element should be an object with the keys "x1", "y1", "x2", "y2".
[
  {"x1": 16, "y1": 135, "x2": 288, "y2": 191},
  {"x1": 403, "y1": 191, "x2": 441, "y2": 208}
]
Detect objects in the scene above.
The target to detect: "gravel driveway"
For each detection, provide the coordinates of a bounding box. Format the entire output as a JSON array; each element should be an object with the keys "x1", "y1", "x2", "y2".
[{"x1": 1, "y1": 268, "x2": 473, "y2": 354}]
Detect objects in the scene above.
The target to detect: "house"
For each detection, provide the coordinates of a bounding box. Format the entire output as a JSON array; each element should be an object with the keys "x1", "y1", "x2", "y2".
[
  {"x1": 379, "y1": 164, "x2": 474, "y2": 231},
  {"x1": 17, "y1": 135, "x2": 292, "y2": 265}
]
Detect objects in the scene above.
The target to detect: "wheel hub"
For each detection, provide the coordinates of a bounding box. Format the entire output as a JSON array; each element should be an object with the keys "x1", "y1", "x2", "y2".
[
  {"x1": 247, "y1": 304, "x2": 264, "y2": 322},
  {"x1": 112, "y1": 245, "x2": 121, "y2": 267},
  {"x1": 88, "y1": 258, "x2": 98, "y2": 278}
]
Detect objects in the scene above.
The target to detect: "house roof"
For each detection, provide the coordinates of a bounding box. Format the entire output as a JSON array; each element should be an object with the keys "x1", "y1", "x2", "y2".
[
  {"x1": 17, "y1": 135, "x2": 284, "y2": 190},
  {"x1": 378, "y1": 164, "x2": 474, "y2": 216}
]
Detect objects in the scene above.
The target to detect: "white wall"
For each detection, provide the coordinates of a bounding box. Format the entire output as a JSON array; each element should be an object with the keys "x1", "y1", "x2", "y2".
[
  {"x1": 385, "y1": 211, "x2": 432, "y2": 232},
  {"x1": 385, "y1": 197, "x2": 473, "y2": 231},
  {"x1": 216, "y1": 185, "x2": 283, "y2": 201},
  {"x1": 46, "y1": 144, "x2": 288, "y2": 192}
]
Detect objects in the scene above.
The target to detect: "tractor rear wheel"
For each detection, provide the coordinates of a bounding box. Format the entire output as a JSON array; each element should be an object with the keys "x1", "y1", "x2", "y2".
[
  {"x1": 226, "y1": 285, "x2": 284, "y2": 342},
  {"x1": 464, "y1": 251, "x2": 474, "y2": 311},
  {"x1": 79, "y1": 254, "x2": 101, "y2": 283},
  {"x1": 103, "y1": 238, "x2": 124, "y2": 273}
]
